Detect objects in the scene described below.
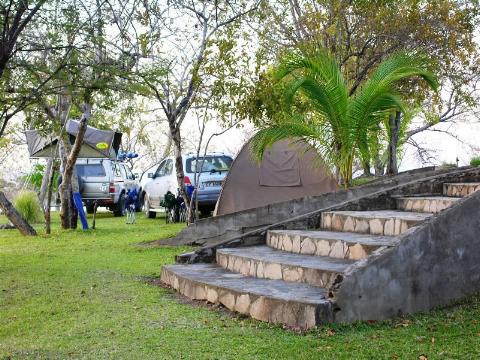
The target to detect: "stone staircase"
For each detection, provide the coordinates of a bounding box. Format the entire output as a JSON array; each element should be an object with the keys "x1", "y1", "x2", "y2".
[{"x1": 161, "y1": 182, "x2": 480, "y2": 328}]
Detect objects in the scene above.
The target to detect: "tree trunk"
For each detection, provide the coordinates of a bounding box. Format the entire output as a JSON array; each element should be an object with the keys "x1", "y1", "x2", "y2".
[
  {"x1": 362, "y1": 160, "x2": 372, "y2": 177},
  {"x1": 387, "y1": 111, "x2": 401, "y2": 175},
  {"x1": 161, "y1": 134, "x2": 173, "y2": 159},
  {"x1": 169, "y1": 118, "x2": 190, "y2": 215},
  {"x1": 374, "y1": 154, "x2": 385, "y2": 176},
  {"x1": 38, "y1": 157, "x2": 53, "y2": 211},
  {"x1": 45, "y1": 161, "x2": 58, "y2": 235},
  {"x1": 60, "y1": 106, "x2": 91, "y2": 229},
  {"x1": 0, "y1": 191, "x2": 37, "y2": 236}
]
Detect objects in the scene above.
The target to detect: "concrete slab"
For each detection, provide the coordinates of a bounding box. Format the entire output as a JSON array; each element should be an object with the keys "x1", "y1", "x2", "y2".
[
  {"x1": 396, "y1": 196, "x2": 460, "y2": 213},
  {"x1": 321, "y1": 210, "x2": 432, "y2": 236},
  {"x1": 268, "y1": 230, "x2": 395, "y2": 247},
  {"x1": 324, "y1": 210, "x2": 432, "y2": 221},
  {"x1": 267, "y1": 230, "x2": 395, "y2": 260},
  {"x1": 218, "y1": 246, "x2": 353, "y2": 271},
  {"x1": 216, "y1": 246, "x2": 354, "y2": 287},
  {"x1": 161, "y1": 263, "x2": 334, "y2": 328},
  {"x1": 162, "y1": 263, "x2": 329, "y2": 304}
]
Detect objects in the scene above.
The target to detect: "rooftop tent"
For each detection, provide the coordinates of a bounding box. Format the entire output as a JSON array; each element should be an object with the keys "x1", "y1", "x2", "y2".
[
  {"x1": 26, "y1": 120, "x2": 122, "y2": 159},
  {"x1": 214, "y1": 138, "x2": 338, "y2": 216}
]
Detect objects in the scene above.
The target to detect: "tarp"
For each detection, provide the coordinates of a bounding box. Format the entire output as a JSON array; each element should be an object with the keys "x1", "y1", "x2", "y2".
[
  {"x1": 214, "y1": 138, "x2": 338, "y2": 216},
  {"x1": 26, "y1": 120, "x2": 122, "y2": 159}
]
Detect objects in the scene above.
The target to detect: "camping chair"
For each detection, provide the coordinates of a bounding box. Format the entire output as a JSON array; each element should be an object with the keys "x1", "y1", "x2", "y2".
[{"x1": 125, "y1": 189, "x2": 138, "y2": 224}]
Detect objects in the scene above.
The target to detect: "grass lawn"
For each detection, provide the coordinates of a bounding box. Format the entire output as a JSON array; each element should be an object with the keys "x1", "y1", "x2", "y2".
[{"x1": 1, "y1": 213, "x2": 479, "y2": 359}]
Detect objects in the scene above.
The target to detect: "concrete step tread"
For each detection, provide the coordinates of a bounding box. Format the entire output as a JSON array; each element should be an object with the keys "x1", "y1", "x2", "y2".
[
  {"x1": 217, "y1": 245, "x2": 355, "y2": 272},
  {"x1": 395, "y1": 196, "x2": 461, "y2": 201},
  {"x1": 443, "y1": 182, "x2": 480, "y2": 186},
  {"x1": 268, "y1": 229, "x2": 396, "y2": 247},
  {"x1": 324, "y1": 210, "x2": 433, "y2": 221},
  {"x1": 163, "y1": 263, "x2": 329, "y2": 305}
]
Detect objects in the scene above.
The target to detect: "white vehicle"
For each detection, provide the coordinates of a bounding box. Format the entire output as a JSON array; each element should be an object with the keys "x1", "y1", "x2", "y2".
[{"x1": 142, "y1": 153, "x2": 233, "y2": 218}]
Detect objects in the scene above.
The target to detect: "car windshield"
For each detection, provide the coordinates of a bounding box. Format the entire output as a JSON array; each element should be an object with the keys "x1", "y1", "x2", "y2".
[
  {"x1": 76, "y1": 164, "x2": 106, "y2": 177},
  {"x1": 186, "y1": 156, "x2": 232, "y2": 173}
]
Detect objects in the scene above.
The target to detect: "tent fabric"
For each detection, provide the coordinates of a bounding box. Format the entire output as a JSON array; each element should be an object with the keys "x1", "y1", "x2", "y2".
[
  {"x1": 214, "y1": 138, "x2": 338, "y2": 216},
  {"x1": 26, "y1": 120, "x2": 122, "y2": 159}
]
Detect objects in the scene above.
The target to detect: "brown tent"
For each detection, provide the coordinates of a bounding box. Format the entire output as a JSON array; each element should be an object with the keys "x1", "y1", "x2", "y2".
[{"x1": 214, "y1": 138, "x2": 338, "y2": 216}]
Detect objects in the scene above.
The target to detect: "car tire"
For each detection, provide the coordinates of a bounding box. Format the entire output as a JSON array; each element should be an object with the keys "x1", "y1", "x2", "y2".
[
  {"x1": 199, "y1": 208, "x2": 211, "y2": 217},
  {"x1": 86, "y1": 204, "x2": 95, "y2": 214},
  {"x1": 113, "y1": 193, "x2": 126, "y2": 217},
  {"x1": 144, "y1": 196, "x2": 156, "y2": 219},
  {"x1": 135, "y1": 191, "x2": 144, "y2": 212}
]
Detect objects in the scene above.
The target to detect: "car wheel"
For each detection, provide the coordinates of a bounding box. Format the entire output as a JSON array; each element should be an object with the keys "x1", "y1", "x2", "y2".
[
  {"x1": 135, "y1": 191, "x2": 144, "y2": 212},
  {"x1": 199, "y1": 208, "x2": 211, "y2": 217},
  {"x1": 144, "y1": 196, "x2": 156, "y2": 219},
  {"x1": 113, "y1": 193, "x2": 126, "y2": 217},
  {"x1": 86, "y1": 204, "x2": 95, "y2": 214}
]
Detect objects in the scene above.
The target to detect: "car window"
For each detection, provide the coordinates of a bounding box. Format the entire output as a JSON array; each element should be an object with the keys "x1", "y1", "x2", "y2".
[
  {"x1": 156, "y1": 159, "x2": 173, "y2": 177},
  {"x1": 163, "y1": 159, "x2": 173, "y2": 176},
  {"x1": 154, "y1": 160, "x2": 167, "y2": 177},
  {"x1": 76, "y1": 164, "x2": 106, "y2": 177},
  {"x1": 186, "y1": 156, "x2": 233, "y2": 173}
]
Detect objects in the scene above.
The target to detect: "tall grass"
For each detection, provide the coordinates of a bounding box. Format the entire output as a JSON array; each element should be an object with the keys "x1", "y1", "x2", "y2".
[{"x1": 13, "y1": 190, "x2": 43, "y2": 224}]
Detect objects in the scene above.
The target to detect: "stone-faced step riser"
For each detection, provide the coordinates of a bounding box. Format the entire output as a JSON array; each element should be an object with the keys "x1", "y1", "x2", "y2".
[
  {"x1": 396, "y1": 198, "x2": 457, "y2": 213},
  {"x1": 443, "y1": 183, "x2": 480, "y2": 197},
  {"x1": 160, "y1": 267, "x2": 330, "y2": 329},
  {"x1": 321, "y1": 213, "x2": 419, "y2": 236},
  {"x1": 266, "y1": 231, "x2": 378, "y2": 260},
  {"x1": 216, "y1": 252, "x2": 342, "y2": 288}
]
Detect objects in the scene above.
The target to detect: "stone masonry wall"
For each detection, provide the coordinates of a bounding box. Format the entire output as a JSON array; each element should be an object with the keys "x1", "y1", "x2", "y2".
[{"x1": 333, "y1": 190, "x2": 480, "y2": 322}]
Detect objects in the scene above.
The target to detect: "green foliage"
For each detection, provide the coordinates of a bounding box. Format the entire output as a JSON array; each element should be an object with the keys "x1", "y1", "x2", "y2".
[
  {"x1": 470, "y1": 156, "x2": 480, "y2": 167},
  {"x1": 22, "y1": 164, "x2": 59, "y2": 192},
  {"x1": 250, "y1": 50, "x2": 438, "y2": 185},
  {"x1": 22, "y1": 164, "x2": 45, "y2": 191},
  {"x1": 13, "y1": 190, "x2": 43, "y2": 224}
]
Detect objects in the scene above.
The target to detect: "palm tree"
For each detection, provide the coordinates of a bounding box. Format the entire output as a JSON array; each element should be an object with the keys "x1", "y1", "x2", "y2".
[{"x1": 250, "y1": 50, "x2": 438, "y2": 186}]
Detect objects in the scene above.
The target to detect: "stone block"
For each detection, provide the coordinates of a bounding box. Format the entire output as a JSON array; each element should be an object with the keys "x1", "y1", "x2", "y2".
[
  {"x1": 263, "y1": 262, "x2": 283, "y2": 280},
  {"x1": 235, "y1": 294, "x2": 251, "y2": 314}
]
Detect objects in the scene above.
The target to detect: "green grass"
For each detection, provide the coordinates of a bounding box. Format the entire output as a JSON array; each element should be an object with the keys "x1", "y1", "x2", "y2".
[{"x1": 1, "y1": 213, "x2": 480, "y2": 359}]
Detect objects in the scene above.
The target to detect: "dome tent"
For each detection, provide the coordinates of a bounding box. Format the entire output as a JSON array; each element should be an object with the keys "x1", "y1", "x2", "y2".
[{"x1": 214, "y1": 138, "x2": 338, "y2": 216}]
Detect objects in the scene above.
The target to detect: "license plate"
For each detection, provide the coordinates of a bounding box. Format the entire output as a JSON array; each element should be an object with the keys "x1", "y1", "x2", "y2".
[{"x1": 204, "y1": 181, "x2": 222, "y2": 187}]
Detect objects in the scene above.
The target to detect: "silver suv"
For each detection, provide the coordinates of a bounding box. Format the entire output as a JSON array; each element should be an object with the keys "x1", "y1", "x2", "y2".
[{"x1": 76, "y1": 158, "x2": 141, "y2": 216}]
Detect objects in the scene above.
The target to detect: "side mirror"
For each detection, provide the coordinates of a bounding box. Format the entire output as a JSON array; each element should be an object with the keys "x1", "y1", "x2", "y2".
[{"x1": 147, "y1": 173, "x2": 153, "y2": 178}]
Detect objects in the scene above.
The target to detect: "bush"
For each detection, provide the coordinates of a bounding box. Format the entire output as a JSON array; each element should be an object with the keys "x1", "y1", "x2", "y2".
[
  {"x1": 14, "y1": 190, "x2": 43, "y2": 224},
  {"x1": 470, "y1": 156, "x2": 480, "y2": 167}
]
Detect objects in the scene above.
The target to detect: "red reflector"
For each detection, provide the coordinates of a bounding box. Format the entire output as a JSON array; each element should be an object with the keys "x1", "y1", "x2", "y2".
[
  {"x1": 184, "y1": 176, "x2": 191, "y2": 185},
  {"x1": 109, "y1": 182, "x2": 115, "y2": 193}
]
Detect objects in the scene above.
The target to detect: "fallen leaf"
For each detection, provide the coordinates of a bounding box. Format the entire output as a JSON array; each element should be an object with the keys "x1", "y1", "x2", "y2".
[
  {"x1": 325, "y1": 328, "x2": 336, "y2": 336},
  {"x1": 416, "y1": 336, "x2": 426, "y2": 343}
]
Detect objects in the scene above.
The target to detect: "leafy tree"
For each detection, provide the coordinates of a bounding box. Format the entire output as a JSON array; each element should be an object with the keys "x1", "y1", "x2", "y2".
[
  {"x1": 250, "y1": 0, "x2": 479, "y2": 173},
  {"x1": 135, "y1": 0, "x2": 260, "y2": 220},
  {"x1": 250, "y1": 50, "x2": 438, "y2": 185}
]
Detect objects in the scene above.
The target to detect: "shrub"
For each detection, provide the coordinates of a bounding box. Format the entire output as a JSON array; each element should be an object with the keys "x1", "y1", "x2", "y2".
[
  {"x1": 14, "y1": 190, "x2": 43, "y2": 224},
  {"x1": 470, "y1": 156, "x2": 480, "y2": 167}
]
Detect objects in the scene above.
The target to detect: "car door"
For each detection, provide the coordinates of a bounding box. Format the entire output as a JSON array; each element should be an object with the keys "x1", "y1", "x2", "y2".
[
  {"x1": 145, "y1": 160, "x2": 166, "y2": 206},
  {"x1": 153, "y1": 159, "x2": 175, "y2": 204},
  {"x1": 146, "y1": 159, "x2": 175, "y2": 207}
]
